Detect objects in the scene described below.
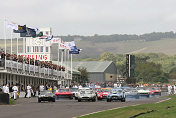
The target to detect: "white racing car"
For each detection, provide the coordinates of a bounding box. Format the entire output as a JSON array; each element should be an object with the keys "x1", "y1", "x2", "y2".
[
  {"x1": 136, "y1": 87, "x2": 150, "y2": 97},
  {"x1": 77, "y1": 89, "x2": 96, "y2": 102}
]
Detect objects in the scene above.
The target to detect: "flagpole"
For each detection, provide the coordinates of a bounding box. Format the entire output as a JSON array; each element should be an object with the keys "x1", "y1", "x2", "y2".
[
  {"x1": 57, "y1": 42, "x2": 60, "y2": 81},
  {"x1": 44, "y1": 38, "x2": 46, "y2": 76},
  {"x1": 71, "y1": 54, "x2": 72, "y2": 80},
  {"x1": 4, "y1": 19, "x2": 7, "y2": 69},
  {"x1": 64, "y1": 48, "x2": 66, "y2": 80},
  {"x1": 16, "y1": 34, "x2": 18, "y2": 71},
  {"x1": 11, "y1": 29, "x2": 13, "y2": 70},
  {"x1": 67, "y1": 49, "x2": 69, "y2": 80},
  {"x1": 23, "y1": 37, "x2": 25, "y2": 72},
  {"x1": 34, "y1": 38, "x2": 35, "y2": 75}
]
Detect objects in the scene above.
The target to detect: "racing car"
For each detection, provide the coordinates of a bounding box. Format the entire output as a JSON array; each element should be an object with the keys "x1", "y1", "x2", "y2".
[
  {"x1": 97, "y1": 88, "x2": 112, "y2": 100},
  {"x1": 55, "y1": 88, "x2": 73, "y2": 99},
  {"x1": 107, "y1": 88, "x2": 126, "y2": 102},
  {"x1": 38, "y1": 90, "x2": 56, "y2": 102}
]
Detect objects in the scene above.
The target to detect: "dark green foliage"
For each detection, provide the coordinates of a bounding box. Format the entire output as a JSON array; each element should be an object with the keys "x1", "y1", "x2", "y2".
[{"x1": 78, "y1": 67, "x2": 89, "y2": 83}]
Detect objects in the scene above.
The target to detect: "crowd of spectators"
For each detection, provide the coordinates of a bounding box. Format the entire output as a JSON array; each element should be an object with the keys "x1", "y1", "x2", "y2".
[{"x1": 0, "y1": 51, "x2": 65, "y2": 71}]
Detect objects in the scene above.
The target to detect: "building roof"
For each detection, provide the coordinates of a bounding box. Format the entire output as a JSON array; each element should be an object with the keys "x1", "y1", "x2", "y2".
[{"x1": 73, "y1": 61, "x2": 113, "y2": 73}]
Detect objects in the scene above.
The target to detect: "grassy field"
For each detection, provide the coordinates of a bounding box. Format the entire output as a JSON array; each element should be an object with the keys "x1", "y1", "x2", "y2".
[{"x1": 78, "y1": 95, "x2": 176, "y2": 118}]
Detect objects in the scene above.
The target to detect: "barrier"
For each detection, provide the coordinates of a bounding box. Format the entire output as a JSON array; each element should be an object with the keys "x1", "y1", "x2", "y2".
[
  {"x1": 0, "y1": 93, "x2": 9, "y2": 104},
  {"x1": 4, "y1": 60, "x2": 71, "y2": 78}
]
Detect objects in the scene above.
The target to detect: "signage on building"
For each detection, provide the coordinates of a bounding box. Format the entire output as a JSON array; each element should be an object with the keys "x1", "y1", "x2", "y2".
[{"x1": 19, "y1": 54, "x2": 50, "y2": 61}]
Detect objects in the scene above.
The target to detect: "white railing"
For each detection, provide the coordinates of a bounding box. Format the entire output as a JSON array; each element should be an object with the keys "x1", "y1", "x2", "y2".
[{"x1": 5, "y1": 60, "x2": 68, "y2": 78}]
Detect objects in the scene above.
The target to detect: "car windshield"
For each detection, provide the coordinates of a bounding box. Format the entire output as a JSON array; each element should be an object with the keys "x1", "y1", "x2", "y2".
[
  {"x1": 137, "y1": 87, "x2": 147, "y2": 90},
  {"x1": 149, "y1": 88, "x2": 159, "y2": 90},
  {"x1": 70, "y1": 88, "x2": 78, "y2": 92},
  {"x1": 80, "y1": 90, "x2": 93, "y2": 94},
  {"x1": 40, "y1": 91, "x2": 53, "y2": 95},
  {"x1": 59, "y1": 89, "x2": 69, "y2": 92},
  {"x1": 111, "y1": 89, "x2": 122, "y2": 93},
  {"x1": 101, "y1": 89, "x2": 111, "y2": 92}
]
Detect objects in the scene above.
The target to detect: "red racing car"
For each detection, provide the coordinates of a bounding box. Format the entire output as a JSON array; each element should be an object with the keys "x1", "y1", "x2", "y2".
[
  {"x1": 97, "y1": 88, "x2": 112, "y2": 100},
  {"x1": 55, "y1": 88, "x2": 73, "y2": 99},
  {"x1": 148, "y1": 87, "x2": 161, "y2": 96}
]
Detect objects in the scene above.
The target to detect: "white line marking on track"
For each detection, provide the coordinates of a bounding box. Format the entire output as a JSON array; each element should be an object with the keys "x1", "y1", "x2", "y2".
[
  {"x1": 73, "y1": 98, "x2": 171, "y2": 118},
  {"x1": 155, "y1": 98, "x2": 171, "y2": 103}
]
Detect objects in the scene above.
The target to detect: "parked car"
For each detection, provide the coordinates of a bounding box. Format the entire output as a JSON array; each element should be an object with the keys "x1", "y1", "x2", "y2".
[
  {"x1": 38, "y1": 90, "x2": 55, "y2": 102},
  {"x1": 55, "y1": 88, "x2": 73, "y2": 99},
  {"x1": 136, "y1": 87, "x2": 150, "y2": 97},
  {"x1": 77, "y1": 89, "x2": 96, "y2": 102},
  {"x1": 97, "y1": 88, "x2": 112, "y2": 100},
  {"x1": 107, "y1": 89, "x2": 126, "y2": 102},
  {"x1": 148, "y1": 87, "x2": 161, "y2": 96}
]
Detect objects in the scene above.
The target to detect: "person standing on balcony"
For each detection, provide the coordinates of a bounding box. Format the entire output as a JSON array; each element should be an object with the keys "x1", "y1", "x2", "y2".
[{"x1": 1, "y1": 51, "x2": 6, "y2": 67}]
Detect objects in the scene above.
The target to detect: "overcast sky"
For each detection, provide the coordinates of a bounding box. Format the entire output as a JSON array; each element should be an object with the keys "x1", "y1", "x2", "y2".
[{"x1": 1, "y1": 0, "x2": 176, "y2": 37}]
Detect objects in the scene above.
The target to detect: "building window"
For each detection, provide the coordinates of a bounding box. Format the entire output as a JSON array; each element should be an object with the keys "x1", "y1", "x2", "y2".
[
  {"x1": 46, "y1": 47, "x2": 49, "y2": 52},
  {"x1": 33, "y1": 46, "x2": 35, "y2": 52},
  {"x1": 27, "y1": 46, "x2": 30, "y2": 52},
  {"x1": 36, "y1": 46, "x2": 39, "y2": 52},
  {"x1": 35, "y1": 46, "x2": 39, "y2": 52},
  {"x1": 46, "y1": 31, "x2": 49, "y2": 35},
  {"x1": 40, "y1": 46, "x2": 43, "y2": 52}
]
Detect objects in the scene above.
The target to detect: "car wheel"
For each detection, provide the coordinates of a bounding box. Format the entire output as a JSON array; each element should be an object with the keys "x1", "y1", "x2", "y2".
[
  {"x1": 70, "y1": 95, "x2": 73, "y2": 99},
  {"x1": 92, "y1": 98, "x2": 96, "y2": 102},
  {"x1": 78, "y1": 99, "x2": 81, "y2": 102},
  {"x1": 97, "y1": 98, "x2": 102, "y2": 100},
  {"x1": 147, "y1": 94, "x2": 150, "y2": 98},
  {"x1": 121, "y1": 98, "x2": 126, "y2": 102},
  {"x1": 107, "y1": 99, "x2": 111, "y2": 102},
  {"x1": 38, "y1": 99, "x2": 41, "y2": 103},
  {"x1": 52, "y1": 98, "x2": 56, "y2": 102}
]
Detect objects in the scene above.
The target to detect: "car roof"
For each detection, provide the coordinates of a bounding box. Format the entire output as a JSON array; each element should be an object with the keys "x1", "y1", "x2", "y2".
[
  {"x1": 101, "y1": 88, "x2": 112, "y2": 90},
  {"x1": 112, "y1": 88, "x2": 123, "y2": 91}
]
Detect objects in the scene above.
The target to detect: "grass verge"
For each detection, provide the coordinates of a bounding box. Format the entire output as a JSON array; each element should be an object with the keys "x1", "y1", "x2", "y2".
[
  {"x1": 78, "y1": 96, "x2": 176, "y2": 118},
  {"x1": 9, "y1": 99, "x2": 15, "y2": 105}
]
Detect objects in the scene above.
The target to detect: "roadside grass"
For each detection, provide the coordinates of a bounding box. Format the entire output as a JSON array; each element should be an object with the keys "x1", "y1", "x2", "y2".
[
  {"x1": 9, "y1": 99, "x2": 15, "y2": 105},
  {"x1": 78, "y1": 95, "x2": 176, "y2": 118}
]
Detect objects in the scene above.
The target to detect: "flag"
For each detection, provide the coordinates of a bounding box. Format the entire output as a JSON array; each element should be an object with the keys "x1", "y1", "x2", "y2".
[
  {"x1": 59, "y1": 42, "x2": 67, "y2": 49},
  {"x1": 69, "y1": 46, "x2": 81, "y2": 54},
  {"x1": 38, "y1": 35, "x2": 48, "y2": 39},
  {"x1": 32, "y1": 32, "x2": 43, "y2": 38},
  {"x1": 46, "y1": 35, "x2": 53, "y2": 41},
  {"x1": 6, "y1": 21, "x2": 18, "y2": 30},
  {"x1": 20, "y1": 27, "x2": 36, "y2": 37},
  {"x1": 29, "y1": 27, "x2": 39, "y2": 33},
  {"x1": 13, "y1": 25, "x2": 27, "y2": 33},
  {"x1": 51, "y1": 38, "x2": 61, "y2": 44},
  {"x1": 64, "y1": 41, "x2": 76, "y2": 50}
]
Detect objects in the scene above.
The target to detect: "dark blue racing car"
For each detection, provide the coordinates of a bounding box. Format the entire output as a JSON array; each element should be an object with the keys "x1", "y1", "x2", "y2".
[{"x1": 107, "y1": 88, "x2": 126, "y2": 102}]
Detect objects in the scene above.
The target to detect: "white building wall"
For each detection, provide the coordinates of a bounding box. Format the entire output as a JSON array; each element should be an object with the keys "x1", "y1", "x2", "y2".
[{"x1": 20, "y1": 27, "x2": 52, "y2": 61}]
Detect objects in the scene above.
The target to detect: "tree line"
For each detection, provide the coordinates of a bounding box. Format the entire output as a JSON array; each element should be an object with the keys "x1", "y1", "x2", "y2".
[{"x1": 74, "y1": 52, "x2": 176, "y2": 83}]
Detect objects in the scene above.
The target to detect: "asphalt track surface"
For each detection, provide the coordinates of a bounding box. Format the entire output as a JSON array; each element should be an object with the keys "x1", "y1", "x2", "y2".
[{"x1": 0, "y1": 95, "x2": 168, "y2": 118}]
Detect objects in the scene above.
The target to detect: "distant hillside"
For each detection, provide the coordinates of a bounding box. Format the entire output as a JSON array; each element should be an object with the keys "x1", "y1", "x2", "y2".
[{"x1": 1, "y1": 32, "x2": 176, "y2": 60}]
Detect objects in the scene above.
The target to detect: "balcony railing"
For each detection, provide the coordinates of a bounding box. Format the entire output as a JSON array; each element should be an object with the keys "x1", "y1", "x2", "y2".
[{"x1": 0, "y1": 60, "x2": 72, "y2": 80}]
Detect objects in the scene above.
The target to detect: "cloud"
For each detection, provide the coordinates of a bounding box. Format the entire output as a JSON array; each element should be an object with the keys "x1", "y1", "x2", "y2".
[{"x1": 0, "y1": 0, "x2": 176, "y2": 37}]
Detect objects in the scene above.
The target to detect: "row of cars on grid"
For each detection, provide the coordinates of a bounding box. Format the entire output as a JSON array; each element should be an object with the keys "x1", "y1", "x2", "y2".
[{"x1": 37, "y1": 86, "x2": 162, "y2": 103}]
